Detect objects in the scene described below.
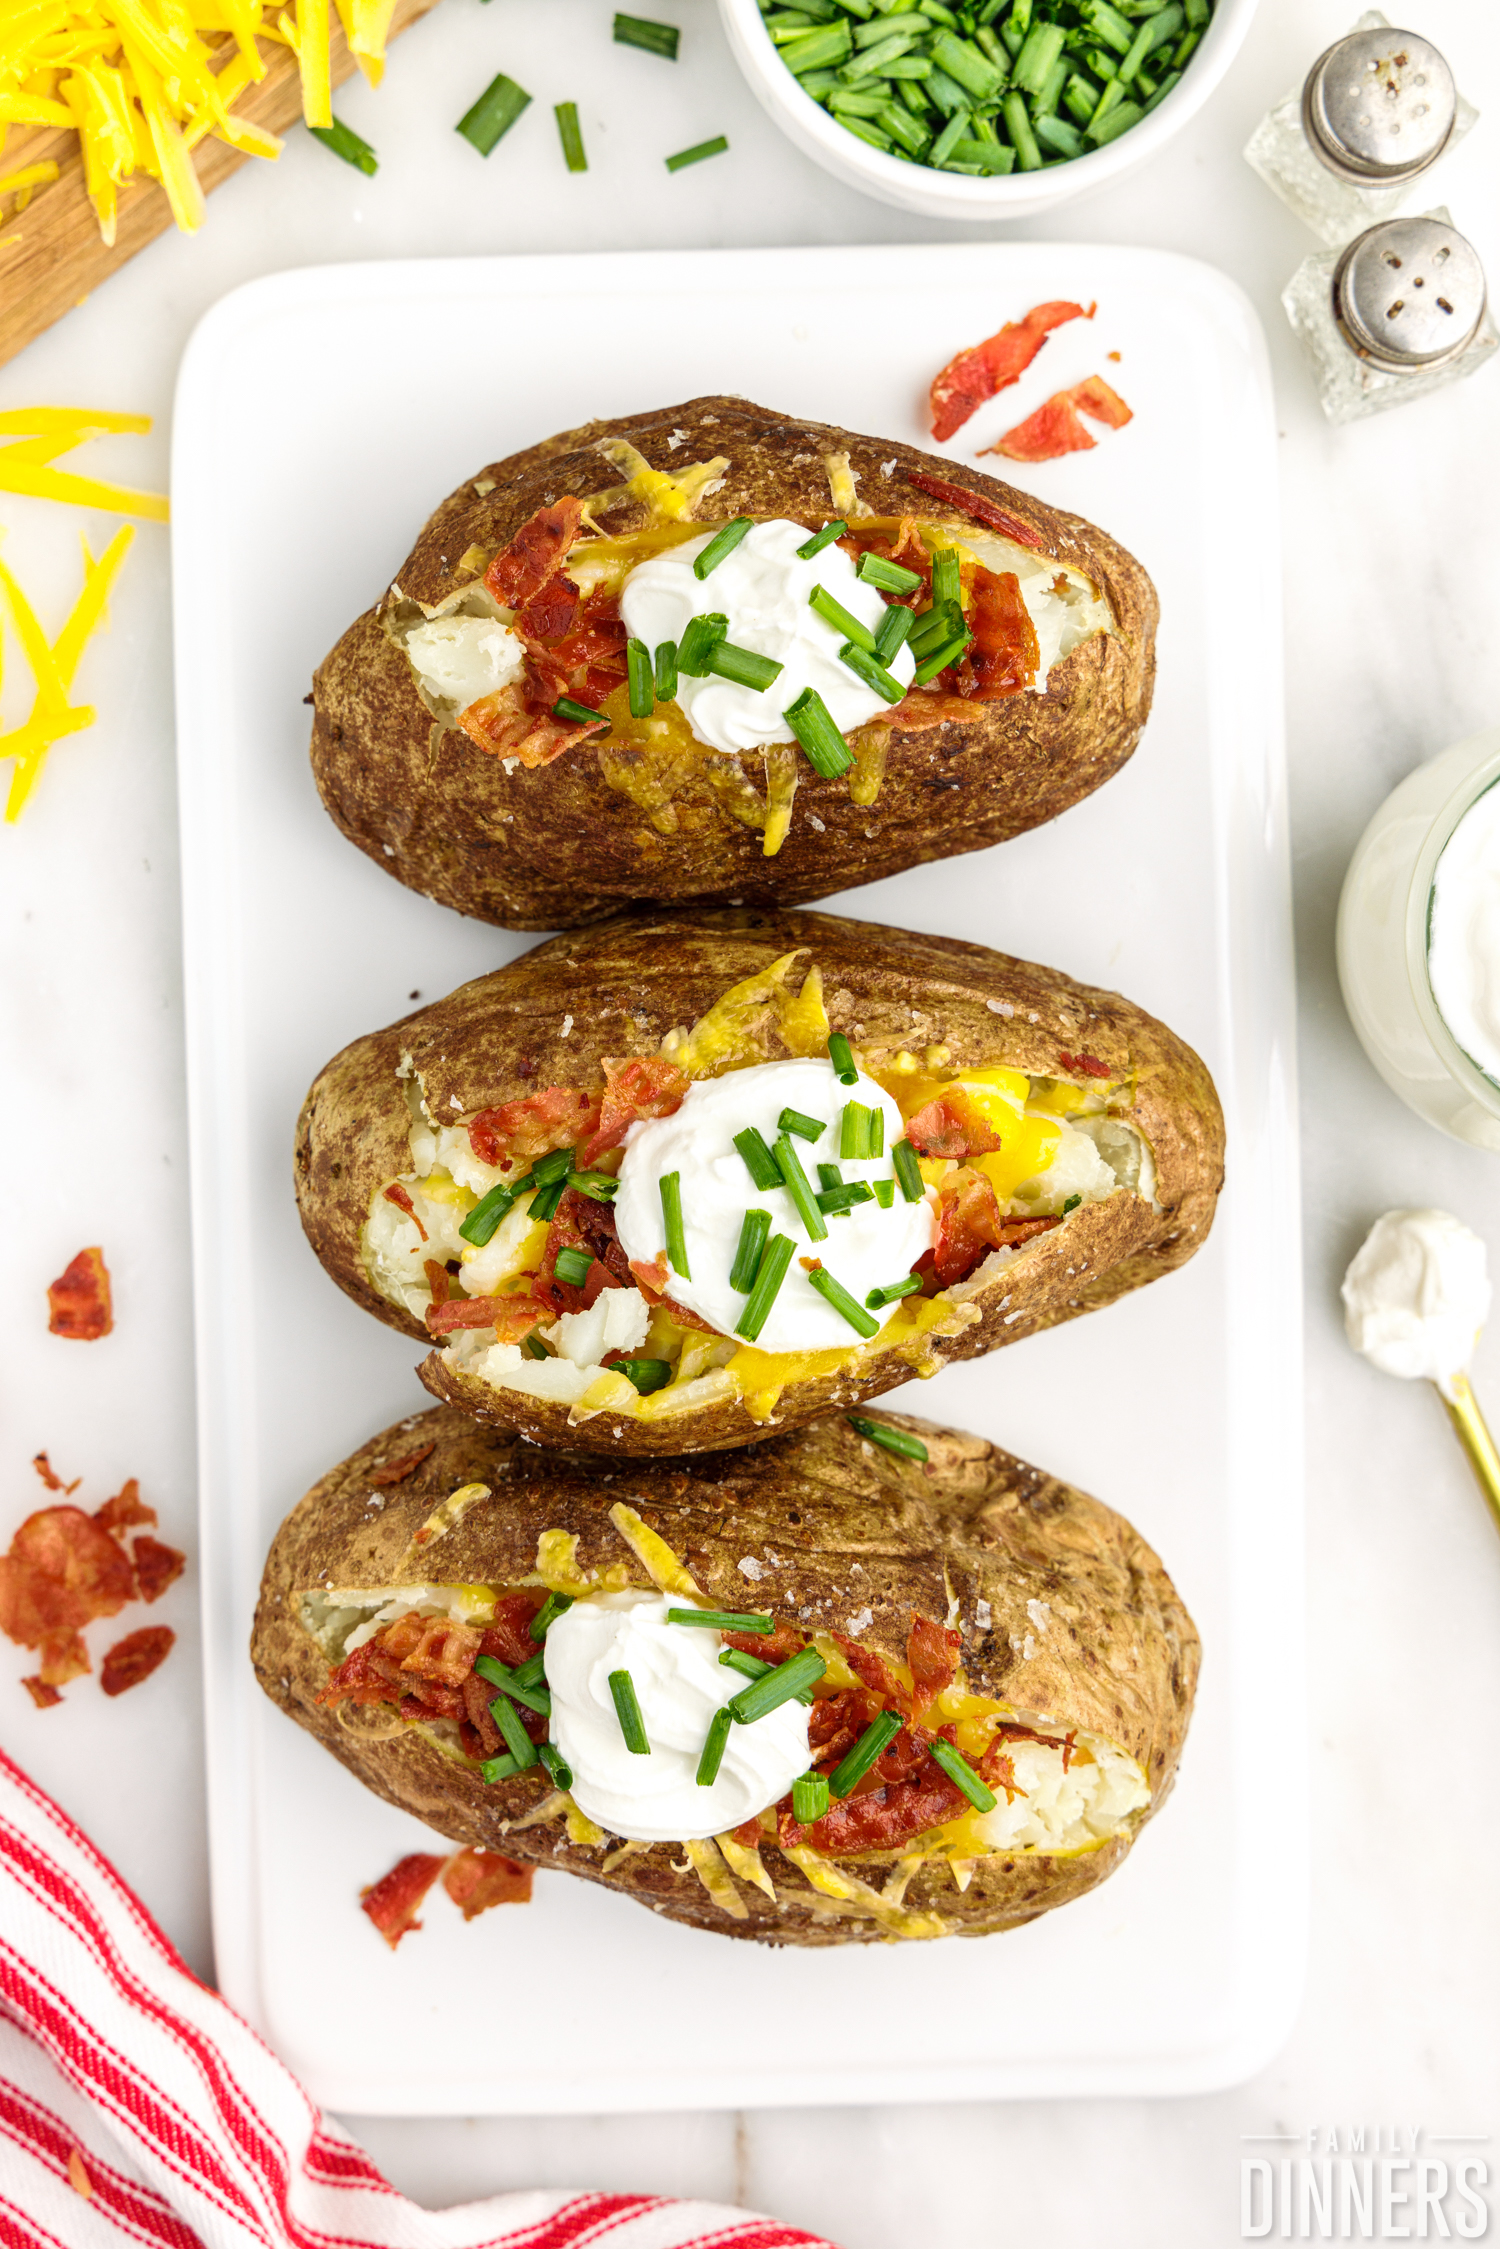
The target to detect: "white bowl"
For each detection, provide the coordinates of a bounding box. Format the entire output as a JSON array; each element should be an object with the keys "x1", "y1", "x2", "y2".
[{"x1": 718, "y1": 0, "x2": 1262, "y2": 221}]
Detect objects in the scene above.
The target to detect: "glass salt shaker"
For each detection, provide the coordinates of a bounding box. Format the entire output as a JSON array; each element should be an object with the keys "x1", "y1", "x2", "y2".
[
  {"x1": 1245, "y1": 14, "x2": 1477, "y2": 246},
  {"x1": 1283, "y1": 208, "x2": 1498, "y2": 424}
]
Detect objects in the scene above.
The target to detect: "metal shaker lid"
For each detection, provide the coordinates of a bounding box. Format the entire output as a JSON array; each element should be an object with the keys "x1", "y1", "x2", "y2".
[
  {"x1": 1333, "y1": 216, "x2": 1486, "y2": 371},
  {"x1": 1303, "y1": 28, "x2": 1456, "y2": 184}
]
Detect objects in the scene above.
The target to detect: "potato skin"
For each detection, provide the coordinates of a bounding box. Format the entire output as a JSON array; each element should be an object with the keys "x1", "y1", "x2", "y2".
[
  {"x1": 294, "y1": 906, "x2": 1224, "y2": 1456},
  {"x1": 310, "y1": 395, "x2": 1158, "y2": 929},
  {"x1": 251, "y1": 1405, "x2": 1199, "y2": 1946}
]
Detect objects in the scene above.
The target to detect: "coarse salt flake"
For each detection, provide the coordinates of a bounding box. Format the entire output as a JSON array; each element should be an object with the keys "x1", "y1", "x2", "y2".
[
  {"x1": 1026, "y1": 1599, "x2": 1051, "y2": 1634},
  {"x1": 737, "y1": 1557, "x2": 764, "y2": 1581},
  {"x1": 987, "y1": 999, "x2": 1014, "y2": 1016},
  {"x1": 974, "y1": 1597, "x2": 992, "y2": 1630},
  {"x1": 846, "y1": 1607, "x2": 873, "y2": 1635}
]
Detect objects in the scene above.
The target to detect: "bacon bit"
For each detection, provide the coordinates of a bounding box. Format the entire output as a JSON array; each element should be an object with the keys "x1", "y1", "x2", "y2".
[
  {"x1": 901, "y1": 469, "x2": 1043, "y2": 550},
  {"x1": 783, "y1": 1762, "x2": 963, "y2": 1855},
  {"x1": 580, "y1": 1055, "x2": 689, "y2": 1166},
  {"x1": 724, "y1": 1621, "x2": 806, "y2": 1667},
  {"x1": 628, "y1": 1251, "x2": 670, "y2": 1295},
  {"x1": 424, "y1": 1292, "x2": 549, "y2": 1340},
  {"x1": 368, "y1": 1443, "x2": 437, "y2": 1489},
  {"x1": 958, "y1": 567, "x2": 1040, "y2": 701},
  {"x1": 1070, "y1": 375, "x2": 1133, "y2": 430},
  {"x1": 400, "y1": 1620, "x2": 483, "y2": 1687},
  {"x1": 32, "y1": 1452, "x2": 80, "y2": 1495},
  {"x1": 515, "y1": 575, "x2": 580, "y2": 642},
  {"x1": 480, "y1": 1591, "x2": 550, "y2": 1669},
  {"x1": 360, "y1": 1852, "x2": 447, "y2": 1950},
  {"x1": 831, "y1": 1632, "x2": 911, "y2": 1717},
  {"x1": 907, "y1": 1615, "x2": 961, "y2": 1716},
  {"x1": 47, "y1": 1247, "x2": 113, "y2": 1340},
  {"x1": 986, "y1": 375, "x2": 1134, "y2": 465},
  {"x1": 1108, "y1": 350, "x2": 1122, "y2": 363},
  {"x1": 38, "y1": 1631, "x2": 91, "y2": 1687},
  {"x1": 461, "y1": 1670, "x2": 503, "y2": 1757},
  {"x1": 68, "y1": 2148, "x2": 92, "y2": 2199},
  {"x1": 484, "y1": 498, "x2": 585, "y2": 609},
  {"x1": 459, "y1": 695, "x2": 599, "y2": 768},
  {"x1": 94, "y1": 1477, "x2": 155, "y2": 1532},
  {"x1": 0, "y1": 1507, "x2": 135, "y2": 1659},
  {"x1": 806, "y1": 1686, "x2": 878, "y2": 1771},
  {"x1": 904, "y1": 1088, "x2": 1005, "y2": 1161},
  {"x1": 383, "y1": 1183, "x2": 428, "y2": 1243},
  {"x1": 837, "y1": 522, "x2": 933, "y2": 612},
  {"x1": 22, "y1": 1675, "x2": 63, "y2": 1709},
  {"x1": 979, "y1": 1744, "x2": 1025, "y2": 1804},
  {"x1": 423, "y1": 1260, "x2": 452, "y2": 1308},
  {"x1": 441, "y1": 1847, "x2": 534, "y2": 1919},
  {"x1": 929, "y1": 301, "x2": 1094, "y2": 441},
  {"x1": 995, "y1": 1721, "x2": 1077, "y2": 1771},
  {"x1": 1058, "y1": 1051, "x2": 1111, "y2": 1079},
  {"x1": 467, "y1": 1083, "x2": 602, "y2": 1170},
  {"x1": 100, "y1": 1625, "x2": 174, "y2": 1697},
  {"x1": 131, "y1": 1536, "x2": 185, "y2": 1604},
  {"x1": 534, "y1": 1187, "x2": 628, "y2": 1318},
  {"x1": 929, "y1": 1166, "x2": 1001, "y2": 1288}
]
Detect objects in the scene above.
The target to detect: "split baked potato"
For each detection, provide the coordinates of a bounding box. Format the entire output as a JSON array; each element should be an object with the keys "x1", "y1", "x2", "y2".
[
  {"x1": 252, "y1": 1405, "x2": 1199, "y2": 1946},
  {"x1": 311, "y1": 394, "x2": 1157, "y2": 928},
  {"x1": 295, "y1": 907, "x2": 1224, "y2": 1456}
]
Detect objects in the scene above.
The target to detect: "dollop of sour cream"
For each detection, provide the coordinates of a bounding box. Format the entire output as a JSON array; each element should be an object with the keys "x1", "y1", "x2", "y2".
[
  {"x1": 1428, "y1": 780, "x2": 1500, "y2": 1084},
  {"x1": 618, "y1": 519, "x2": 915, "y2": 756},
  {"x1": 1341, "y1": 1208, "x2": 1491, "y2": 1399},
  {"x1": 613, "y1": 1057, "x2": 936, "y2": 1352},
  {"x1": 545, "y1": 1591, "x2": 810, "y2": 1841}
]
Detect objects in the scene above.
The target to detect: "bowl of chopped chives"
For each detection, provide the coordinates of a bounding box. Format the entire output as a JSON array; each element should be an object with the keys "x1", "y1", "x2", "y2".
[{"x1": 718, "y1": 0, "x2": 1258, "y2": 220}]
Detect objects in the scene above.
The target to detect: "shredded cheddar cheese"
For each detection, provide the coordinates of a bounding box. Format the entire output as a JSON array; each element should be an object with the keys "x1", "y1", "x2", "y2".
[{"x1": 0, "y1": 523, "x2": 133, "y2": 821}]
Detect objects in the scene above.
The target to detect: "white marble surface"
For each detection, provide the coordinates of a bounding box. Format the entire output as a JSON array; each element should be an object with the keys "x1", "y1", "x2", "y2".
[{"x1": 2, "y1": 1, "x2": 1498, "y2": 2239}]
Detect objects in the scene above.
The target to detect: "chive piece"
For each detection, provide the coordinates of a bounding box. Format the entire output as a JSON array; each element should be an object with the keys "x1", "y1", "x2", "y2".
[
  {"x1": 706, "y1": 640, "x2": 783, "y2": 692},
  {"x1": 1183, "y1": 0, "x2": 1208, "y2": 24},
  {"x1": 773, "y1": 1133, "x2": 828, "y2": 1242},
  {"x1": 797, "y1": 519, "x2": 847, "y2": 559},
  {"x1": 847, "y1": 1412, "x2": 929, "y2": 1460},
  {"x1": 927, "y1": 28, "x2": 1002, "y2": 99},
  {"x1": 309, "y1": 118, "x2": 378, "y2": 174},
  {"x1": 892, "y1": 1139, "x2": 924, "y2": 1202},
  {"x1": 1001, "y1": 90, "x2": 1043, "y2": 170},
  {"x1": 839, "y1": 1099, "x2": 871, "y2": 1160},
  {"x1": 510, "y1": 1651, "x2": 547, "y2": 1689},
  {"x1": 930, "y1": 548, "x2": 961, "y2": 608},
  {"x1": 864, "y1": 1274, "x2": 924, "y2": 1309},
  {"x1": 1061, "y1": 1192, "x2": 1083, "y2": 1214},
  {"x1": 613, "y1": 1356, "x2": 673, "y2": 1393},
  {"x1": 553, "y1": 695, "x2": 608, "y2": 726},
  {"x1": 728, "y1": 1645, "x2": 827, "y2": 1723},
  {"x1": 856, "y1": 551, "x2": 923, "y2": 595},
  {"x1": 924, "y1": 63, "x2": 972, "y2": 115},
  {"x1": 614, "y1": 11, "x2": 680, "y2": 58},
  {"x1": 735, "y1": 1233, "x2": 795, "y2": 1340},
  {"x1": 868, "y1": 1107, "x2": 885, "y2": 1158},
  {"x1": 531, "y1": 1147, "x2": 576, "y2": 1184},
  {"x1": 1035, "y1": 110, "x2": 1084, "y2": 158},
  {"x1": 660, "y1": 1170, "x2": 690, "y2": 1279},
  {"x1": 719, "y1": 1647, "x2": 772, "y2": 1681},
  {"x1": 489, "y1": 1691, "x2": 540, "y2": 1769},
  {"x1": 815, "y1": 1183, "x2": 874, "y2": 1216},
  {"x1": 459, "y1": 1180, "x2": 516, "y2": 1247},
  {"x1": 457, "y1": 73, "x2": 532, "y2": 155},
  {"x1": 782, "y1": 22, "x2": 850, "y2": 69},
  {"x1": 538, "y1": 1741, "x2": 574, "y2": 1790},
  {"x1": 654, "y1": 639, "x2": 679, "y2": 700},
  {"x1": 874, "y1": 602, "x2": 914, "y2": 666},
  {"x1": 784, "y1": 686, "x2": 854, "y2": 779},
  {"x1": 520, "y1": 1330, "x2": 551, "y2": 1360},
  {"x1": 878, "y1": 99, "x2": 929, "y2": 155},
  {"x1": 912, "y1": 631, "x2": 972, "y2": 686},
  {"x1": 1118, "y1": 2, "x2": 1183, "y2": 86},
  {"x1": 1143, "y1": 68, "x2": 1181, "y2": 113},
  {"x1": 947, "y1": 138, "x2": 1017, "y2": 173},
  {"x1": 1011, "y1": 18, "x2": 1065, "y2": 93},
  {"x1": 552, "y1": 1245, "x2": 593, "y2": 1290},
  {"x1": 568, "y1": 1168, "x2": 621, "y2": 1202},
  {"x1": 778, "y1": 1106, "x2": 826, "y2": 1142},
  {"x1": 929, "y1": 109, "x2": 970, "y2": 167},
  {"x1": 480, "y1": 1752, "x2": 521, "y2": 1784},
  {"x1": 817, "y1": 1162, "x2": 844, "y2": 1191},
  {"x1": 839, "y1": 642, "x2": 905, "y2": 704},
  {"x1": 828, "y1": 1708, "x2": 903, "y2": 1796},
  {"x1": 476, "y1": 1654, "x2": 552, "y2": 1718},
  {"x1": 529, "y1": 1591, "x2": 575, "y2": 1642},
  {"x1": 792, "y1": 1771, "x2": 830, "y2": 1824},
  {"x1": 609, "y1": 1668, "x2": 651, "y2": 1753},
  {"x1": 929, "y1": 1735, "x2": 997, "y2": 1813},
  {"x1": 808, "y1": 583, "x2": 877, "y2": 654},
  {"x1": 872, "y1": 1177, "x2": 895, "y2": 1209},
  {"x1": 730, "y1": 1207, "x2": 773, "y2": 1291},
  {"x1": 734, "y1": 1125, "x2": 783, "y2": 1192},
  {"x1": 528, "y1": 1174, "x2": 569, "y2": 1222},
  {"x1": 555, "y1": 101, "x2": 587, "y2": 171},
  {"x1": 828, "y1": 1032, "x2": 858, "y2": 1085},
  {"x1": 666, "y1": 133, "x2": 730, "y2": 169},
  {"x1": 908, "y1": 600, "x2": 963, "y2": 654},
  {"x1": 1082, "y1": 0, "x2": 1133, "y2": 55},
  {"x1": 694, "y1": 516, "x2": 755, "y2": 580},
  {"x1": 839, "y1": 31, "x2": 914, "y2": 79},
  {"x1": 626, "y1": 637, "x2": 656, "y2": 719},
  {"x1": 853, "y1": 8, "x2": 927, "y2": 42},
  {"x1": 1087, "y1": 96, "x2": 1144, "y2": 144},
  {"x1": 805, "y1": 1262, "x2": 880, "y2": 1337},
  {"x1": 676, "y1": 612, "x2": 728, "y2": 675},
  {"x1": 667, "y1": 1608, "x2": 774, "y2": 1632},
  {"x1": 697, "y1": 1705, "x2": 735, "y2": 1785}
]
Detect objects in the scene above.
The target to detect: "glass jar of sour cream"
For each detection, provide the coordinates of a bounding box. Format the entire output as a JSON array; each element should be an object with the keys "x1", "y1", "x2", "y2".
[{"x1": 1338, "y1": 724, "x2": 1500, "y2": 1148}]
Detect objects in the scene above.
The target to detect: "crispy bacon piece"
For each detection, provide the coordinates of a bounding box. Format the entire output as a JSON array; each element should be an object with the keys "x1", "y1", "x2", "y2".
[
  {"x1": 979, "y1": 1744, "x2": 1024, "y2": 1804},
  {"x1": 383, "y1": 1183, "x2": 427, "y2": 1242},
  {"x1": 908, "y1": 1615, "x2": 961, "y2": 1717},
  {"x1": 534, "y1": 1188, "x2": 629, "y2": 1318},
  {"x1": 32, "y1": 1453, "x2": 80, "y2": 1495},
  {"x1": 524, "y1": 591, "x2": 628, "y2": 700},
  {"x1": 959, "y1": 567, "x2": 1040, "y2": 701},
  {"x1": 830, "y1": 1632, "x2": 910, "y2": 1717},
  {"x1": 484, "y1": 498, "x2": 584, "y2": 609},
  {"x1": 400, "y1": 1620, "x2": 482, "y2": 1687},
  {"x1": 579, "y1": 1055, "x2": 689, "y2": 1167},
  {"x1": 94, "y1": 1477, "x2": 154, "y2": 1532},
  {"x1": 361, "y1": 1852, "x2": 446, "y2": 1949},
  {"x1": 1058, "y1": 1051, "x2": 1111, "y2": 1080},
  {"x1": 461, "y1": 1671, "x2": 503, "y2": 1758},
  {"x1": 442, "y1": 1846, "x2": 534, "y2": 1919},
  {"x1": 987, "y1": 374, "x2": 1134, "y2": 464},
  {"x1": 100, "y1": 1626, "x2": 174, "y2": 1696},
  {"x1": 515, "y1": 576, "x2": 580, "y2": 642},
  {"x1": 929, "y1": 301, "x2": 1094, "y2": 441},
  {"x1": 904, "y1": 1089, "x2": 1005, "y2": 1162},
  {"x1": 927, "y1": 1170, "x2": 1062, "y2": 1290},
  {"x1": 0, "y1": 1507, "x2": 135, "y2": 1656},
  {"x1": 1070, "y1": 374, "x2": 1133, "y2": 430},
  {"x1": 22, "y1": 1676, "x2": 62, "y2": 1710},
  {"x1": 782, "y1": 1761, "x2": 964, "y2": 1855},
  {"x1": 837, "y1": 522, "x2": 934, "y2": 611},
  {"x1": 368, "y1": 1444, "x2": 436, "y2": 1488},
  {"x1": 994, "y1": 1721, "x2": 1078, "y2": 1771},
  {"x1": 806, "y1": 1686, "x2": 878, "y2": 1772},
  {"x1": 468, "y1": 1082, "x2": 603, "y2": 1171},
  {"x1": 38, "y1": 1632, "x2": 90, "y2": 1687},
  {"x1": 131, "y1": 1536, "x2": 185, "y2": 1604},
  {"x1": 424, "y1": 1291, "x2": 549, "y2": 1340},
  {"x1": 319, "y1": 1641, "x2": 403, "y2": 1706},
  {"x1": 902, "y1": 470, "x2": 1043, "y2": 550},
  {"x1": 480, "y1": 1590, "x2": 548, "y2": 1669},
  {"x1": 723, "y1": 1621, "x2": 807, "y2": 1667},
  {"x1": 47, "y1": 1248, "x2": 113, "y2": 1341},
  {"x1": 458, "y1": 696, "x2": 600, "y2": 768}
]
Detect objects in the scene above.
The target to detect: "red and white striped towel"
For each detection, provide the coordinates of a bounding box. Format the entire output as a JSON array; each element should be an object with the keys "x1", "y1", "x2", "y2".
[{"x1": 0, "y1": 1750, "x2": 840, "y2": 2249}]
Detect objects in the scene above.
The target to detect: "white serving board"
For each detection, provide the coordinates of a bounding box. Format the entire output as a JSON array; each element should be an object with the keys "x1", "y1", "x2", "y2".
[{"x1": 173, "y1": 243, "x2": 1303, "y2": 2115}]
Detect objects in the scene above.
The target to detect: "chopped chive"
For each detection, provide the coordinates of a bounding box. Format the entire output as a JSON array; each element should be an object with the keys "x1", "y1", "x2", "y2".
[
  {"x1": 553, "y1": 1245, "x2": 593, "y2": 1289},
  {"x1": 706, "y1": 640, "x2": 783, "y2": 692},
  {"x1": 927, "y1": 28, "x2": 1002, "y2": 99},
  {"x1": 929, "y1": 1735, "x2": 996, "y2": 1812},
  {"x1": 734, "y1": 1125, "x2": 783, "y2": 1192},
  {"x1": 892, "y1": 1139, "x2": 924, "y2": 1202},
  {"x1": 1001, "y1": 89, "x2": 1042, "y2": 169},
  {"x1": 805, "y1": 1262, "x2": 880, "y2": 1337},
  {"x1": 528, "y1": 1174, "x2": 569, "y2": 1223},
  {"x1": 626, "y1": 637, "x2": 655, "y2": 718},
  {"x1": 809, "y1": 583, "x2": 877, "y2": 654},
  {"x1": 815, "y1": 1182, "x2": 873, "y2": 1215},
  {"x1": 735, "y1": 1233, "x2": 795, "y2": 1340},
  {"x1": 529, "y1": 1591, "x2": 575, "y2": 1642},
  {"x1": 792, "y1": 1771, "x2": 830, "y2": 1824},
  {"x1": 879, "y1": 97, "x2": 929, "y2": 153},
  {"x1": 553, "y1": 695, "x2": 608, "y2": 726},
  {"x1": 676, "y1": 611, "x2": 728, "y2": 675},
  {"x1": 555, "y1": 101, "x2": 588, "y2": 171},
  {"x1": 660, "y1": 1170, "x2": 690, "y2": 1279},
  {"x1": 817, "y1": 1161, "x2": 844, "y2": 1191},
  {"x1": 697, "y1": 1705, "x2": 735, "y2": 1784},
  {"x1": 521, "y1": 1330, "x2": 552, "y2": 1359},
  {"x1": 778, "y1": 1106, "x2": 826, "y2": 1142},
  {"x1": 929, "y1": 108, "x2": 970, "y2": 166},
  {"x1": 531, "y1": 1148, "x2": 576, "y2": 1185},
  {"x1": 930, "y1": 549, "x2": 962, "y2": 608},
  {"x1": 828, "y1": 1032, "x2": 858, "y2": 1085},
  {"x1": 784, "y1": 21, "x2": 849, "y2": 64},
  {"x1": 476, "y1": 1653, "x2": 552, "y2": 1718},
  {"x1": 480, "y1": 1751, "x2": 522, "y2": 1783},
  {"x1": 538, "y1": 1741, "x2": 573, "y2": 1790},
  {"x1": 773, "y1": 1133, "x2": 828, "y2": 1241},
  {"x1": 667, "y1": 1608, "x2": 774, "y2": 1632},
  {"x1": 1061, "y1": 1193, "x2": 1083, "y2": 1214},
  {"x1": 1011, "y1": 17, "x2": 1065, "y2": 92},
  {"x1": 666, "y1": 133, "x2": 730, "y2": 170},
  {"x1": 614, "y1": 11, "x2": 680, "y2": 58},
  {"x1": 872, "y1": 1177, "x2": 895, "y2": 1208},
  {"x1": 720, "y1": 1646, "x2": 772, "y2": 1681},
  {"x1": 1143, "y1": 67, "x2": 1181, "y2": 112},
  {"x1": 784, "y1": 686, "x2": 854, "y2": 779},
  {"x1": 510, "y1": 1652, "x2": 547, "y2": 1689},
  {"x1": 797, "y1": 519, "x2": 847, "y2": 559},
  {"x1": 829, "y1": 1708, "x2": 903, "y2": 1796},
  {"x1": 1087, "y1": 95, "x2": 1144, "y2": 143},
  {"x1": 839, "y1": 641, "x2": 905, "y2": 704},
  {"x1": 864, "y1": 1274, "x2": 924, "y2": 1309},
  {"x1": 694, "y1": 516, "x2": 755, "y2": 579},
  {"x1": 613, "y1": 1357, "x2": 673, "y2": 1393},
  {"x1": 609, "y1": 1668, "x2": 651, "y2": 1753},
  {"x1": 654, "y1": 639, "x2": 678, "y2": 700},
  {"x1": 947, "y1": 138, "x2": 1017, "y2": 173},
  {"x1": 730, "y1": 1206, "x2": 773, "y2": 1291},
  {"x1": 912, "y1": 631, "x2": 972, "y2": 686},
  {"x1": 459, "y1": 1180, "x2": 517, "y2": 1246},
  {"x1": 728, "y1": 1645, "x2": 827, "y2": 1723},
  {"x1": 838, "y1": 30, "x2": 912, "y2": 78},
  {"x1": 867, "y1": 1107, "x2": 885, "y2": 1158},
  {"x1": 489, "y1": 1691, "x2": 540, "y2": 1769},
  {"x1": 1035, "y1": 110, "x2": 1084, "y2": 157},
  {"x1": 309, "y1": 118, "x2": 377, "y2": 174},
  {"x1": 840, "y1": 1099, "x2": 872, "y2": 1160},
  {"x1": 847, "y1": 1413, "x2": 929, "y2": 1460},
  {"x1": 568, "y1": 1168, "x2": 620, "y2": 1202},
  {"x1": 908, "y1": 599, "x2": 964, "y2": 655},
  {"x1": 456, "y1": 72, "x2": 532, "y2": 155},
  {"x1": 856, "y1": 551, "x2": 923, "y2": 595},
  {"x1": 875, "y1": 602, "x2": 914, "y2": 665}
]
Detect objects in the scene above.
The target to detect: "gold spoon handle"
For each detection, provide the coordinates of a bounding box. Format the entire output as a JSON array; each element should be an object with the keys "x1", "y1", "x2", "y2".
[{"x1": 1437, "y1": 1371, "x2": 1500, "y2": 1541}]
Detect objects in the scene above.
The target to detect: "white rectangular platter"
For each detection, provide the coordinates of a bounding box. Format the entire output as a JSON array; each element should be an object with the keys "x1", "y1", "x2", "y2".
[{"x1": 173, "y1": 242, "x2": 1303, "y2": 2115}]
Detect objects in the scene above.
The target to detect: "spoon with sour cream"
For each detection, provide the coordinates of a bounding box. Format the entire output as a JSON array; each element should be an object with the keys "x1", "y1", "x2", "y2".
[{"x1": 1342, "y1": 1208, "x2": 1500, "y2": 1539}]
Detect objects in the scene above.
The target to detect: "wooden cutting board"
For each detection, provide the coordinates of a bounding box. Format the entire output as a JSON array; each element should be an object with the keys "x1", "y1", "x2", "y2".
[{"x1": 0, "y1": 0, "x2": 441, "y2": 375}]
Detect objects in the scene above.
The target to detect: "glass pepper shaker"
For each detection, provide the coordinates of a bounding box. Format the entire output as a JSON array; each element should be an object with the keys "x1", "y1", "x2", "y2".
[
  {"x1": 1245, "y1": 13, "x2": 1477, "y2": 246},
  {"x1": 1283, "y1": 208, "x2": 1498, "y2": 424}
]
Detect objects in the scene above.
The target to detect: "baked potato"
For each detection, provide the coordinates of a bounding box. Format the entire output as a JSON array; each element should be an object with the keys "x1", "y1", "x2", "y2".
[
  {"x1": 311, "y1": 394, "x2": 1157, "y2": 929},
  {"x1": 252, "y1": 1404, "x2": 1199, "y2": 1946},
  {"x1": 295, "y1": 907, "x2": 1224, "y2": 1456}
]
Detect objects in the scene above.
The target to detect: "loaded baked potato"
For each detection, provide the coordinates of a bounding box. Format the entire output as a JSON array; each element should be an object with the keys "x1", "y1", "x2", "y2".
[
  {"x1": 295, "y1": 907, "x2": 1224, "y2": 1455},
  {"x1": 311, "y1": 395, "x2": 1157, "y2": 928},
  {"x1": 252, "y1": 1405, "x2": 1199, "y2": 1946}
]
